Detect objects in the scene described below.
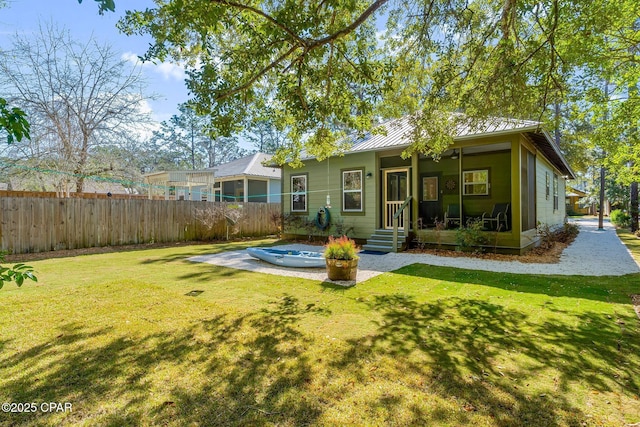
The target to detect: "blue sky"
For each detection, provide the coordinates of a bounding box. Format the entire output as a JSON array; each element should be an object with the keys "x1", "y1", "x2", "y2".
[{"x1": 0, "y1": 0, "x2": 189, "y2": 123}]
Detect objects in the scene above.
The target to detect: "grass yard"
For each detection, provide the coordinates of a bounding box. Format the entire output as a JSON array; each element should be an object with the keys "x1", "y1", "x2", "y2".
[{"x1": 1, "y1": 239, "x2": 639, "y2": 426}]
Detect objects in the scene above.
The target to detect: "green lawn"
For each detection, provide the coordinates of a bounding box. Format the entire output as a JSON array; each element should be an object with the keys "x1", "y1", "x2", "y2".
[{"x1": 1, "y1": 239, "x2": 639, "y2": 426}]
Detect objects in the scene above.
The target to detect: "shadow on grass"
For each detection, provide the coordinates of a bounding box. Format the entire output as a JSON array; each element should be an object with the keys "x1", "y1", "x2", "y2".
[
  {"x1": 1, "y1": 293, "x2": 638, "y2": 425},
  {"x1": 0, "y1": 295, "x2": 326, "y2": 426},
  {"x1": 137, "y1": 240, "x2": 283, "y2": 266},
  {"x1": 332, "y1": 294, "x2": 640, "y2": 425},
  {"x1": 394, "y1": 263, "x2": 640, "y2": 304}
]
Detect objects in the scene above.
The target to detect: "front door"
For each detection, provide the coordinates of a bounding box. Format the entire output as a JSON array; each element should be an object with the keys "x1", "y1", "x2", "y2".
[
  {"x1": 419, "y1": 174, "x2": 442, "y2": 227},
  {"x1": 384, "y1": 168, "x2": 409, "y2": 229}
]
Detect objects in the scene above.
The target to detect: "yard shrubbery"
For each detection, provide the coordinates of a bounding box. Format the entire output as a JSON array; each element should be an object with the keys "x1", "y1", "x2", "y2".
[
  {"x1": 455, "y1": 219, "x2": 489, "y2": 251},
  {"x1": 536, "y1": 221, "x2": 580, "y2": 249},
  {"x1": 611, "y1": 209, "x2": 631, "y2": 228}
]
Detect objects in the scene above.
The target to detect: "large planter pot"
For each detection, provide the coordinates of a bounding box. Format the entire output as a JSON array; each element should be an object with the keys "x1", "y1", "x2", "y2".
[{"x1": 325, "y1": 258, "x2": 358, "y2": 281}]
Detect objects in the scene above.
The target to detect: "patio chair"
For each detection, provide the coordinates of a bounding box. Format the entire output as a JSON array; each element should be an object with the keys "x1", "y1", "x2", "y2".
[
  {"x1": 482, "y1": 203, "x2": 510, "y2": 231},
  {"x1": 444, "y1": 204, "x2": 461, "y2": 229}
]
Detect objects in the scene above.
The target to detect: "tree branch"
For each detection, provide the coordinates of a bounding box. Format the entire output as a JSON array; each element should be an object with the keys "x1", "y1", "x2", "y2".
[
  {"x1": 214, "y1": 44, "x2": 301, "y2": 102},
  {"x1": 211, "y1": 0, "x2": 306, "y2": 46}
]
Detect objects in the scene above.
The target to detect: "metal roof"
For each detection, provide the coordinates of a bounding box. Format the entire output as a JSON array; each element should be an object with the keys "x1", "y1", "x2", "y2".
[
  {"x1": 331, "y1": 115, "x2": 575, "y2": 178},
  {"x1": 345, "y1": 116, "x2": 542, "y2": 153},
  {"x1": 207, "y1": 153, "x2": 281, "y2": 179}
]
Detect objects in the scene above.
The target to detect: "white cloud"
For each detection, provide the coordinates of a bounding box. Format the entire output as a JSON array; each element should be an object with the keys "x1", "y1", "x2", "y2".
[{"x1": 121, "y1": 51, "x2": 186, "y2": 81}]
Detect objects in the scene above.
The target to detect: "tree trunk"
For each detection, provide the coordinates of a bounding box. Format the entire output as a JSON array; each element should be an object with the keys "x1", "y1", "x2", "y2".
[
  {"x1": 598, "y1": 166, "x2": 605, "y2": 230},
  {"x1": 631, "y1": 182, "x2": 638, "y2": 232}
]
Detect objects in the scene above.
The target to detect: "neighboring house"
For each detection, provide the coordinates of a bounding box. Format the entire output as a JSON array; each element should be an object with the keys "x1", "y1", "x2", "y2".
[
  {"x1": 212, "y1": 152, "x2": 281, "y2": 203},
  {"x1": 566, "y1": 186, "x2": 590, "y2": 215},
  {"x1": 144, "y1": 169, "x2": 217, "y2": 201},
  {"x1": 145, "y1": 153, "x2": 281, "y2": 203},
  {"x1": 281, "y1": 116, "x2": 575, "y2": 253}
]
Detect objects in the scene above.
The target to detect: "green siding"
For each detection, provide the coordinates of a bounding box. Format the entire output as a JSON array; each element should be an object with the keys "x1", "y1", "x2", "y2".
[
  {"x1": 417, "y1": 151, "x2": 511, "y2": 221},
  {"x1": 282, "y1": 152, "x2": 377, "y2": 239},
  {"x1": 461, "y1": 151, "x2": 511, "y2": 216}
]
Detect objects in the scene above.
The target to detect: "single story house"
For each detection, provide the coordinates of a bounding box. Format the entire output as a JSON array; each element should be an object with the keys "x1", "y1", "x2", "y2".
[
  {"x1": 566, "y1": 186, "x2": 590, "y2": 215},
  {"x1": 145, "y1": 153, "x2": 281, "y2": 203},
  {"x1": 280, "y1": 116, "x2": 575, "y2": 253},
  {"x1": 212, "y1": 152, "x2": 281, "y2": 203}
]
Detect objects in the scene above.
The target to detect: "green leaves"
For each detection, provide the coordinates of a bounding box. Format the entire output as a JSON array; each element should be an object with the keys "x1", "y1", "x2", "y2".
[
  {"x1": 117, "y1": 0, "x2": 640, "y2": 166},
  {"x1": 0, "y1": 97, "x2": 30, "y2": 144},
  {"x1": 0, "y1": 252, "x2": 37, "y2": 289},
  {"x1": 0, "y1": 262, "x2": 38, "y2": 289},
  {"x1": 77, "y1": 0, "x2": 115, "y2": 15}
]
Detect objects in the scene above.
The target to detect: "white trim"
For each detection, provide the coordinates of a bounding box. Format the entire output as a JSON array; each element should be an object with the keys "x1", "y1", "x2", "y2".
[
  {"x1": 291, "y1": 174, "x2": 307, "y2": 212},
  {"x1": 462, "y1": 169, "x2": 489, "y2": 196},
  {"x1": 342, "y1": 169, "x2": 363, "y2": 212}
]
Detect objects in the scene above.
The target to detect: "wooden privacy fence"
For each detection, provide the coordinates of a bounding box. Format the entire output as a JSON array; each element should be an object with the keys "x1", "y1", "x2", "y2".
[
  {"x1": 0, "y1": 197, "x2": 281, "y2": 254},
  {"x1": 0, "y1": 190, "x2": 162, "y2": 200}
]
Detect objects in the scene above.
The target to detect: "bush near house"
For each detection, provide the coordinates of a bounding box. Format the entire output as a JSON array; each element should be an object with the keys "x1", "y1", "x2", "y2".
[
  {"x1": 455, "y1": 219, "x2": 489, "y2": 251},
  {"x1": 536, "y1": 221, "x2": 579, "y2": 250},
  {"x1": 611, "y1": 209, "x2": 631, "y2": 228}
]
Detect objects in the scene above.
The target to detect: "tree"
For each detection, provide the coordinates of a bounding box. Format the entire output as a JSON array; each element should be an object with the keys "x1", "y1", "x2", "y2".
[
  {"x1": 243, "y1": 118, "x2": 288, "y2": 154},
  {"x1": 148, "y1": 103, "x2": 248, "y2": 171},
  {"x1": 117, "y1": 0, "x2": 640, "y2": 166},
  {"x1": 0, "y1": 23, "x2": 154, "y2": 192}
]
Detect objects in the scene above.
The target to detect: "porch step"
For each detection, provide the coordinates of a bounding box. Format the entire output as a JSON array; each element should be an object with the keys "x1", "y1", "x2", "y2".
[{"x1": 362, "y1": 229, "x2": 407, "y2": 253}]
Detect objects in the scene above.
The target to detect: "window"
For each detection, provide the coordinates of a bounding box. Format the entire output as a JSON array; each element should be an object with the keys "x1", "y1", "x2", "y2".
[
  {"x1": 553, "y1": 174, "x2": 559, "y2": 210},
  {"x1": 545, "y1": 172, "x2": 550, "y2": 200},
  {"x1": 342, "y1": 170, "x2": 363, "y2": 211},
  {"x1": 422, "y1": 176, "x2": 438, "y2": 201},
  {"x1": 291, "y1": 175, "x2": 307, "y2": 212},
  {"x1": 463, "y1": 170, "x2": 489, "y2": 195},
  {"x1": 223, "y1": 180, "x2": 243, "y2": 202}
]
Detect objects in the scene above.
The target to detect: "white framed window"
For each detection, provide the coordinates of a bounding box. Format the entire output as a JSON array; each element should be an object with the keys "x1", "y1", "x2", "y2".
[
  {"x1": 291, "y1": 175, "x2": 307, "y2": 212},
  {"x1": 553, "y1": 174, "x2": 559, "y2": 210},
  {"x1": 545, "y1": 172, "x2": 550, "y2": 200},
  {"x1": 463, "y1": 170, "x2": 489, "y2": 196},
  {"x1": 342, "y1": 169, "x2": 363, "y2": 211}
]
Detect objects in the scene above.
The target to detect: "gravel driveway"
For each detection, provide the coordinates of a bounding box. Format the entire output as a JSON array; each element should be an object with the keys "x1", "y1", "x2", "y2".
[{"x1": 189, "y1": 217, "x2": 639, "y2": 283}]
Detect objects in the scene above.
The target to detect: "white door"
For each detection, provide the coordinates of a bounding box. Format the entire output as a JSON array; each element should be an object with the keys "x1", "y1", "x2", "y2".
[{"x1": 384, "y1": 169, "x2": 409, "y2": 229}]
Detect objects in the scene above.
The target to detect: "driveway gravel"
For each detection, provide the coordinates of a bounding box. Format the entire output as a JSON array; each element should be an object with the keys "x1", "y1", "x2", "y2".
[{"x1": 189, "y1": 217, "x2": 639, "y2": 282}]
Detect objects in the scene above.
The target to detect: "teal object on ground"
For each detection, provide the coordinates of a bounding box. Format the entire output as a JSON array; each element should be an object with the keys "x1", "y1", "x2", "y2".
[{"x1": 246, "y1": 247, "x2": 326, "y2": 268}]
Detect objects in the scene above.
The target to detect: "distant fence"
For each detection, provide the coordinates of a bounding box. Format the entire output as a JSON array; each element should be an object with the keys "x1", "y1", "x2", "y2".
[{"x1": 0, "y1": 197, "x2": 281, "y2": 254}]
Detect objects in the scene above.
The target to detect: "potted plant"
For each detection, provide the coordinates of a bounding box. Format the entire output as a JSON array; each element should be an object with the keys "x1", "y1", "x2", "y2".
[{"x1": 324, "y1": 235, "x2": 359, "y2": 281}]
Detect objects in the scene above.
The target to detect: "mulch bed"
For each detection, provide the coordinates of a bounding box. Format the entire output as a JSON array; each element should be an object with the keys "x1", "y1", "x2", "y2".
[
  {"x1": 406, "y1": 241, "x2": 569, "y2": 264},
  {"x1": 5, "y1": 235, "x2": 574, "y2": 265},
  {"x1": 3, "y1": 241, "x2": 216, "y2": 263}
]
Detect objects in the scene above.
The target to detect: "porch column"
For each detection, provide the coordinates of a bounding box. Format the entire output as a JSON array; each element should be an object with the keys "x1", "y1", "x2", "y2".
[
  {"x1": 266, "y1": 179, "x2": 271, "y2": 203},
  {"x1": 243, "y1": 178, "x2": 248, "y2": 203},
  {"x1": 458, "y1": 150, "x2": 463, "y2": 228},
  {"x1": 510, "y1": 141, "x2": 522, "y2": 235},
  {"x1": 411, "y1": 153, "x2": 419, "y2": 232}
]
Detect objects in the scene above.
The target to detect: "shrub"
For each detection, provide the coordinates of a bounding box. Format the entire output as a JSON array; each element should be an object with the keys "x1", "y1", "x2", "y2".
[
  {"x1": 194, "y1": 204, "x2": 244, "y2": 240},
  {"x1": 537, "y1": 221, "x2": 579, "y2": 249},
  {"x1": 556, "y1": 221, "x2": 579, "y2": 243},
  {"x1": 610, "y1": 209, "x2": 631, "y2": 228},
  {"x1": 455, "y1": 219, "x2": 488, "y2": 251},
  {"x1": 324, "y1": 235, "x2": 359, "y2": 260}
]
